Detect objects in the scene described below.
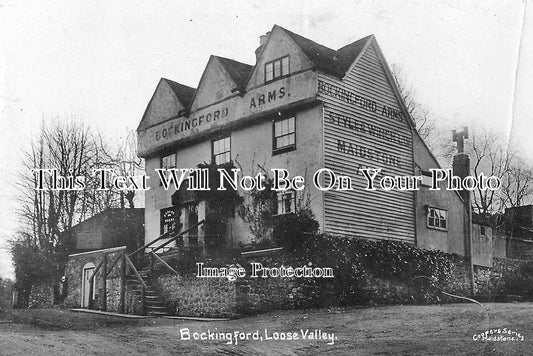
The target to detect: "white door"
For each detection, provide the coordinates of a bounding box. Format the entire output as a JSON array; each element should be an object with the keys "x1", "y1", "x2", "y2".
[{"x1": 81, "y1": 264, "x2": 95, "y2": 307}]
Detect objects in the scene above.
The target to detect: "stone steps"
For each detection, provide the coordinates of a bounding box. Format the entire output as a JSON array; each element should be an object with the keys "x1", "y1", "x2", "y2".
[{"x1": 125, "y1": 268, "x2": 170, "y2": 317}]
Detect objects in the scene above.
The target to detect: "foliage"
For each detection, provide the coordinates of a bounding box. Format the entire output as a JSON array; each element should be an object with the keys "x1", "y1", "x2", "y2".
[
  {"x1": 391, "y1": 64, "x2": 436, "y2": 146},
  {"x1": 0, "y1": 278, "x2": 14, "y2": 309},
  {"x1": 272, "y1": 208, "x2": 319, "y2": 252},
  {"x1": 11, "y1": 120, "x2": 141, "y2": 299},
  {"x1": 501, "y1": 261, "x2": 533, "y2": 298},
  {"x1": 236, "y1": 163, "x2": 317, "y2": 250},
  {"x1": 285, "y1": 234, "x2": 459, "y2": 305},
  {"x1": 195, "y1": 162, "x2": 244, "y2": 251}
]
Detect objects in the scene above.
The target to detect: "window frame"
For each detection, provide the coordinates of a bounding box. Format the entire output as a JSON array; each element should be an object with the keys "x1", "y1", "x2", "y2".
[
  {"x1": 264, "y1": 55, "x2": 290, "y2": 83},
  {"x1": 426, "y1": 206, "x2": 448, "y2": 231},
  {"x1": 160, "y1": 153, "x2": 177, "y2": 186},
  {"x1": 420, "y1": 170, "x2": 432, "y2": 187},
  {"x1": 272, "y1": 115, "x2": 296, "y2": 155},
  {"x1": 273, "y1": 190, "x2": 296, "y2": 216},
  {"x1": 160, "y1": 152, "x2": 177, "y2": 170},
  {"x1": 212, "y1": 135, "x2": 231, "y2": 166}
]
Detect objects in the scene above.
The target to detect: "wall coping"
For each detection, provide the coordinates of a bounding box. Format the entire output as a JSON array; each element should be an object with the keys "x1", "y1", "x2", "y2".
[
  {"x1": 68, "y1": 245, "x2": 126, "y2": 258},
  {"x1": 241, "y1": 247, "x2": 284, "y2": 256}
]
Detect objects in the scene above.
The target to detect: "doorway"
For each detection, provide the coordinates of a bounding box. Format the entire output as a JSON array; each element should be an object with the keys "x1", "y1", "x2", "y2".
[{"x1": 81, "y1": 262, "x2": 95, "y2": 308}]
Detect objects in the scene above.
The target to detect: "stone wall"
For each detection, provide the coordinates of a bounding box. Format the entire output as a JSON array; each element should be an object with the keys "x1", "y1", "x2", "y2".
[
  {"x1": 152, "y1": 254, "x2": 336, "y2": 317},
  {"x1": 474, "y1": 258, "x2": 531, "y2": 298},
  {"x1": 149, "y1": 250, "x2": 533, "y2": 318},
  {"x1": 124, "y1": 277, "x2": 145, "y2": 315},
  {"x1": 28, "y1": 282, "x2": 54, "y2": 308},
  {"x1": 153, "y1": 274, "x2": 238, "y2": 317},
  {"x1": 64, "y1": 246, "x2": 126, "y2": 311}
]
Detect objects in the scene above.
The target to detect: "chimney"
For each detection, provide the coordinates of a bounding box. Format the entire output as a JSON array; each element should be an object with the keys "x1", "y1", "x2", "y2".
[
  {"x1": 255, "y1": 31, "x2": 271, "y2": 62},
  {"x1": 452, "y1": 127, "x2": 470, "y2": 203},
  {"x1": 452, "y1": 126, "x2": 475, "y2": 296}
]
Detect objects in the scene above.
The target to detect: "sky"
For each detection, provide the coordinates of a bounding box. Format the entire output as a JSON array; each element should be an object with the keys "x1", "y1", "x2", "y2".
[{"x1": 0, "y1": 0, "x2": 532, "y2": 279}]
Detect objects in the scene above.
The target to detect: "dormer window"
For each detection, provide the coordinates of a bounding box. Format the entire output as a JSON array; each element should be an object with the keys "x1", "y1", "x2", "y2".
[{"x1": 265, "y1": 56, "x2": 289, "y2": 82}]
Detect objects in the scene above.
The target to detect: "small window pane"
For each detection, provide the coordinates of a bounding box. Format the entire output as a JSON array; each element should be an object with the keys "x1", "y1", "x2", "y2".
[
  {"x1": 288, "y1": 117, "x2": 295, "y2": 131},
  {"x1": 274, "y1": 60, "x2": 281, "y2": 78},
  {"x1": 265, "y1": 63, "x2": 273, "y2": 81},
  {"x1": 275, "y1": 121, "x2": 281, "y2": 136},
  {"x1": 281, "y1": 56, "x2": 289, "y2": 75},
  {"x1": 288, "y1": 134, "x2": 295, "y2": 145}
]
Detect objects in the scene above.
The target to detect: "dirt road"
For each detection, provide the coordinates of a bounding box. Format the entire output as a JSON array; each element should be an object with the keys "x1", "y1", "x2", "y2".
[{"x1": 1, "y1": 303, "x2": 532, "y2": 355}]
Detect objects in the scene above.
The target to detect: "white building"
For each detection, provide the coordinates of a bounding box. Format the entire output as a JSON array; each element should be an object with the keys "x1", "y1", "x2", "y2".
[{"x1": 137, "y1": 25, "x2": 473, "y2": 259}]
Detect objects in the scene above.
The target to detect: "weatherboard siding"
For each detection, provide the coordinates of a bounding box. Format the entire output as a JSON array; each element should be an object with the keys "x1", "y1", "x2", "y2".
[{"x1": 317, "y1": 42, "x2": 416, "y2": 243}]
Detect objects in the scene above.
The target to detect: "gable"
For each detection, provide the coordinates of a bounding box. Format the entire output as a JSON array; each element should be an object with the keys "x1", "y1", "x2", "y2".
[
  {"x1": 344, "y1": 40, "x2": 413, "y2": 131},
  {"x1": 320, "y1": 38, "x2": 416, "y2": 243},
  {"x1": 138, "y1": 79, "x2": 189, "y2": 131},
  {"x1": 189, "y1": 56, "x2": 240, "y2": 112},
  {"x1": 413, "y1": 130, "x2": 440, "y2": 171},
  {"x1": 246, "y1": 26, "x2": 313, "y2": 90}
]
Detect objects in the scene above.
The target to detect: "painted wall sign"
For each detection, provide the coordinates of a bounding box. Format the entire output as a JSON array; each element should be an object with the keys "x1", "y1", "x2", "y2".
[
  {"x1": 249, "y1": 87, "x2": 286, "y2": 109},
  {"x1": 318, "y1": 80, "x2": 405, "y2": 123},
  {"x1": 154, "y1": 107, "x2": 229, "y2": 142},
  {"x1": 138, "y1": 70, "x2": 316, "y2": 157},
  {"x1": 336, "y1": 139, "x2": 401, "y2": 167},
  {"x1": 328, "y1": 111, "x2": 409, "y2": 147},
  {"x1": 317, "y1": 42, "x2": 415, "y2": 243}
]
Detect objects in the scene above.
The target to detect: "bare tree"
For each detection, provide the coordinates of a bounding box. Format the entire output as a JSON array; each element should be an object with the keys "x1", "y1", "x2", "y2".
[
  {"x1": 467, "y1": 129, "x2": 513, "y2": 220},
  {"x1": 500, "y1": 157, "x2": 533, "y2": 209},
  {"x1": 391, "y1": 64, "x2": 437, "y2": 146},
  {"x1": 110, "y1": 130, "x2": 145, "y2": 208},
  {"x1": 12, "y1": 119, "x2": 118, "y2": 298},
  {"x1": 451, "y1": 127, "x2": 533, "y2": 224}
]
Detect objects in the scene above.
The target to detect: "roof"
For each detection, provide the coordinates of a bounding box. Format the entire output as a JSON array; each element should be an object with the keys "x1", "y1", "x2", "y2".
[
  {"x1": 69, "y1": 208, "x2": 145, "y2": 231},
  {"x1": 282, "y1": 26, "x2": 373, "y2": 78},
  {"x1": 161, "y1": 78, "x2": 196, "y2": 108},
  {"x1": 140, "y1": 26, "x2": 377, "y2": 127},
  {"x1": 216, "y1": 56, "x2": 253, "y2": 89}
]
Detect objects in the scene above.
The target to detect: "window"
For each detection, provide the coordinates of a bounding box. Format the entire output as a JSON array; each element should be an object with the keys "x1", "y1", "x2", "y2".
[
  {"x1": 160, "y1": 153, "x2": 176, "y2": 185},
  {"x1": 274, "y1": 190, "x2": 295, "y2": 215},
  {"x1": 420, "y1": 170, "x2": 432, "y2": 187},
  {"x1": 480, "y1": 225, "x2": 486, "y2": 236},
  {"x1": 160, "y1": 207, "x2": 176, "y2": 235},
  {"x1": 212, "y1": 136, "x2": 231, "y2": 165},
  {"x1": 427, "y1": 207, "x2": 447, "y2": 230},
  {"x1": 273, "y1": 116, "x2": 296, "y2": 154},
  {"x1": 161, "y1": 153, "x2": 177, "y2": 169},
  {"x1": 265, "y1": 56, "x2": 289, "y2": 82}
]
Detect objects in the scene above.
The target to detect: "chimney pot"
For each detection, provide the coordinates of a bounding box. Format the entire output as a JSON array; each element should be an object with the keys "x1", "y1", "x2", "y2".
[{"x1": 255, "y1": 31, "x2": 271, "y2": 62}]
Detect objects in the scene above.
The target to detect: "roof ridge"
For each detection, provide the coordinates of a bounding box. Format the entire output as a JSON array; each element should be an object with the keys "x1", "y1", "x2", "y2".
[
  {"x1": 336, "y1": 34, "x2": 374, "y2": 52},
  {"x1": 161, "y1": 77, "x2": 196, "y2": 91},
  {"x1": 161, "y1": 78, "x2": 196, "y2": 108},
  {"x1": 278, "y1": 25, "x2": 337, "y2": 54},
  {"x1": 215, "y1": 56, "x2": 254, "y2": 89},
  {"x1": 278, "y1": 25, "x2": 371, "y2": 78},
  {"x1": 215, "y1": 55, "x2": 253, "y2": 67}
]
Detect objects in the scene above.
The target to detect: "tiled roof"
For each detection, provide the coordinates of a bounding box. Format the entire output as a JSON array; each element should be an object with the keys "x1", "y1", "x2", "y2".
[
  {"x1": 282, "y1": 26, "x2": 373, "y2": 78},
  {"x1": 216, "y1": 56, "x2": 254, "y2": 89},
  {"x1": 162, "y1": 78, "x2": 196, "y2": 108}
]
